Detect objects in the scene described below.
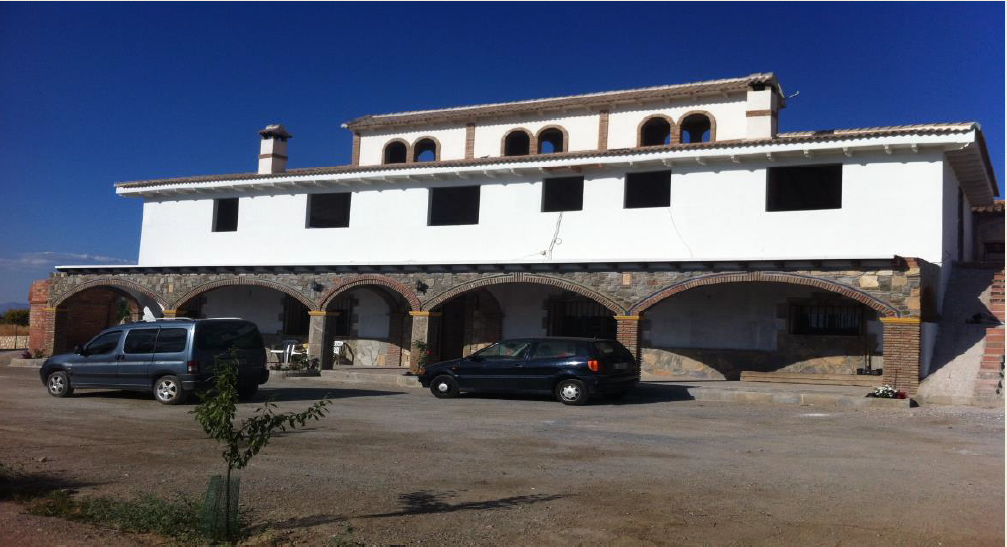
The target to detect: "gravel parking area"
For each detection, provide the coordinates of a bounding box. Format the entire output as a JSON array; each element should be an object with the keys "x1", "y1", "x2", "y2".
[{"x1": 0, "y1": 367, "x2": 1003, "y2": 545}]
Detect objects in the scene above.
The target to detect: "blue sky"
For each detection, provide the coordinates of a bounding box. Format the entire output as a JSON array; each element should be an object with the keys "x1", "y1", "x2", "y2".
[{"x1": 0, "y1": 2, "x2": 1003, "y2": 303}]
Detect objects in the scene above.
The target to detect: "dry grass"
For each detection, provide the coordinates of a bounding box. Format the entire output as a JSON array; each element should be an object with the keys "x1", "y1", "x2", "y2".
[{"x1": 0, "y1": 324, "x2": 28, "y2": 336}]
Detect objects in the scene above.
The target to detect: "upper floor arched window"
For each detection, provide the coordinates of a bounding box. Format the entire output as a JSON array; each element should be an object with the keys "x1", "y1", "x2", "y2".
[
  {"x1": 413, "y1": 137, "x2": 439, "y2": 162},
  {"x1": 679, "y1": 113, "x2": 714, "y2": 143},
  {"x1": 503, "y1": 129, "x2": 531, "y2": 156},
  {"x1": 537, "y1": 127, "x2": 566, "y2": 154},
  {"x1": 639, "y1": 116, "x2": 672, "y2": 146},
  {"x1": 383, "y1": 140, "x2": 408, "y2": 164}
]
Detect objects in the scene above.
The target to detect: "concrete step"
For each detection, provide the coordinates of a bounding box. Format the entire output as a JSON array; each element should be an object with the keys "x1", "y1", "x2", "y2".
[
  {"x1": 318, "y1": 369, "x2": 421, "y2": 389},
  {"x1": 739, "y1": 371, "x2": 880, "y2": 387}
]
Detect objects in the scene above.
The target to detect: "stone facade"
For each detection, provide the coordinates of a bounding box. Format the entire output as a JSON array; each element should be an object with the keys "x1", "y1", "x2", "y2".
[{"x1": 33, "y1": 257, "x2": 930, "y2": 392}]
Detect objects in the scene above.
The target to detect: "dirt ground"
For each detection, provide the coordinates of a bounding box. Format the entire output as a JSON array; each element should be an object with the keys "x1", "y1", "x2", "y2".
[{"x1": 0, "y1": 364, "x2": 1003, "y2": 546}]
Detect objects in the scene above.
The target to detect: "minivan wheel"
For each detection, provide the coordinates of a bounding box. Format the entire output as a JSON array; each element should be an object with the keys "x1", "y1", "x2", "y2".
[
  {"x1": 153, "y1": 375, "x2": 187, "y2": 405},
  {"x1": 430, "y1": 375, "x2": 459, "y2": 399},
  {"x1": 47, "y1": 371, "x2": 73, "y2": 398},
  {"x1": 555, "y1": 379, "x2": 589, "y2": 405}
]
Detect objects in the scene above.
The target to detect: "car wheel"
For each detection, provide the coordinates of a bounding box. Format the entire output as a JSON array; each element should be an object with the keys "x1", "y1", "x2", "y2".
[
  {"x1": 429, "y1": 375, "x2": 459, "y2": 399},
  {"x1": 555, "y1": 379, "x2": 589, "y2": 405},
  {"x1": 237, "y1": 383, "x2": 258, "y2": 400},
  {"x1": 46, "y1": 371, "x2": 73, "y2": 398},
  {"x1": 153, "y1": 375, "x2": 187, "y2": 405}
]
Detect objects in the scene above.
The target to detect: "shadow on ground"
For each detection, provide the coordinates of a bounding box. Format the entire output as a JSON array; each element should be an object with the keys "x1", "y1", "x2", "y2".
[
  {"x1": 357, "y1": 490, "x2": 565, "y2": 518},
  {"x1": 451, "y1": 383, "x2": 698, "y2": 406}
]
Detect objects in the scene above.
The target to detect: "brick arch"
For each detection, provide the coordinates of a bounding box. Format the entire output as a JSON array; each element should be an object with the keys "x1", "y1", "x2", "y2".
[
  {"x1": 629, "y1": 272, "x2": 900, "y2": 317},
  {"x1": 501, "y1": 128, "x2": 534, "y2": 157},
  {"x1": 52, "y1": 278, "x2": 168, "y2": 310},
  {"x1": 410, "y1": 135, "x2": 441, "y2": 163},
  {"x1": 535, "y1": 125, "x2": 569, "y2": 154},
  {"x1": 318, "y1": 275, "x2": 421, "y2": 311},
  {"x1": 637, "y1": 114, "x2": 677, "y2": 147},
  {"x1": 422, "y1": 273, "x2": 625, "y2": 314},
  {"x1": 382, "y1": 138, "x2": 410, "y2": 165},
  {"x1": 172, "y1": 278, "x2": 315, "y2": 311},
  {"x1": 676, "y1": 110, "x2": 717, "y2": 143}
]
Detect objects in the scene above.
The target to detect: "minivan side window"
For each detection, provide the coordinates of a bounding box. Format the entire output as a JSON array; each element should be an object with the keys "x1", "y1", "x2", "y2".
[
  {"x1": 154, "y1": 329, "x2": 189, "y2": 353},
  {"x1": 123, "y1": 329, "x2": 158, "y2": 354},
  {"x1": 85, "y1": 331, "x2": 122, "y2": 355}
]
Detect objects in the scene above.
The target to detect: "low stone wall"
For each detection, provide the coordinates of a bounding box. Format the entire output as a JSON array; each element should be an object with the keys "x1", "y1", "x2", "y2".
[
  {"x1": 10, "y1": 358, "x2": 45, "y2": 368},
  {"x1": 0, "y1": 336, "x2": 28, "y2": 350},
  {"x1": 642, "y1": 346, "x2": 884, "y2": 380}
]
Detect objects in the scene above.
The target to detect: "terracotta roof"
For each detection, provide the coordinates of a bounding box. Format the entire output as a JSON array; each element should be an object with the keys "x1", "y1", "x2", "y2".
[
  {"x1": 115, "y1": 123, "x2": 978, "y2": 190},
  {"x1": 343, "y1": 73, "x2": 782, "y2": 131},
  {"x1": 972, "y1": 201, "x2": 1004, "y2": 213}
]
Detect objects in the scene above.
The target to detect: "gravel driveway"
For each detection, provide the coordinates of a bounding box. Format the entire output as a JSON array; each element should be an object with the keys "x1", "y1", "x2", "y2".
[{"x1": 0, "y1": 367, "x2": 1003, "y2": 545}]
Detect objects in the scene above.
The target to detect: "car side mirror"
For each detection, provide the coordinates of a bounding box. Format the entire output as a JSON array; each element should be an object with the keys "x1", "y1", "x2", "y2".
[{"x1": 73, "y1": 345, "x2": 84, "y2": 355}]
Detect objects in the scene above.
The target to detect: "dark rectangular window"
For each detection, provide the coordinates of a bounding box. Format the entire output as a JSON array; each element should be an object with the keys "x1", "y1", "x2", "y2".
[
  {"x1": 213, "y1": 198, "x2": 239, "y2": 232},
  {"x1": 154, "y1": 328, "x2": 189, "y2": 353},
  {"x1": 789, "y1": 305, "x2": 862, "y2": 336},
  {"x1": 766, "y1": 164, "x2": 842, "y2": 211},
  {"x1": 307, "y1": 193, "x2": 351, "y2": 228},
  {"x1": 542, "y1": 176, "x2": 584, "y2": 212},
  {"x1": 123, "y1": 329, "x2": 158, "y2": 354},
  {"x1": 625, "y1": 170, "x2": 671, "y2": 209},
  {"x1": 428, "y1": 186, "x2": 480, "y2": 226}
]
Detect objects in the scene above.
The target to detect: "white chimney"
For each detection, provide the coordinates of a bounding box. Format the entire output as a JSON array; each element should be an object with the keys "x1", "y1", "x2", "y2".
[
  {"x1": 258, "y1": 124, "x2": 292, "y2": 174},
  {"x1": 745, "y1": 86, "x2": 780, "y2": 140}
]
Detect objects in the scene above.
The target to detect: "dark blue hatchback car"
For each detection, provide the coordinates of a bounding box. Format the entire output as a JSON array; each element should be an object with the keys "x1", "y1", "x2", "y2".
[{"x1": 417, "y1": 337, "x2": 640, "y2": 405}]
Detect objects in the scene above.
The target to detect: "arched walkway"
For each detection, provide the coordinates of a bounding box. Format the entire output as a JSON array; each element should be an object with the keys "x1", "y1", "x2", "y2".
[
  {"x1": 173, "y1": 278, "x2": 315, "y2": 312},
  {"x1": 52, "y1": 278, "x2": 168, "y2": 310},
  {"x1": 322, "y1": 282, "x2": 414, "y2": 368},
  {"x1": 317, "y1": 275, "x2": 420, "y2": 311},
  {"x1": 422, "y1": 273, "x2": 624, "y2": 313},
  {"x1": 630, "y1": 272, "x2": 900, "y2": 317},
  {"x1": 51, "y1": 285, "x2": 151, "y2": 354}
]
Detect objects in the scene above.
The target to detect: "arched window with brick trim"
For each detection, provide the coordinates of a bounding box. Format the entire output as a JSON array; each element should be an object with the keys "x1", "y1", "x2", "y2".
[
  {"x1": 412, "y1": 137, "x2": 439, "y2": 162},
  {"x1": 638, "y1": 115, "x2": 673, "y2": 146},
  {"x1": 537, "y1": 126, "x2": 567, "y2": 154},
  {"x1": 383, "y1": 140, "x2": 408, "y2": 164},
  {"x1": 679, "y1": 112, "x2": 715, "y2": 143},
  {"x1": 502, "y1": 129, "x2": 531, "y2": 156}
]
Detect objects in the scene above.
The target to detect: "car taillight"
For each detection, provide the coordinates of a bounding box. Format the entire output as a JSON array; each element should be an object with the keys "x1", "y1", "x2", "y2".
[
  {"x1": 588, "y1": 359, "x2": 602, "y2": 373},
  {"x1": 187, "y1": 361, "x2": 200, "y2": 374}
]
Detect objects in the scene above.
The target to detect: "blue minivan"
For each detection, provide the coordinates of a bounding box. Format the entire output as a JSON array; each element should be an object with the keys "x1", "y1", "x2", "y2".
[
  {"x1": 40, "y1": 318, "x2": 269, "y2": 405},
  {"x1": 417, "y1": 337, "x2": 640, "y2": 405}
]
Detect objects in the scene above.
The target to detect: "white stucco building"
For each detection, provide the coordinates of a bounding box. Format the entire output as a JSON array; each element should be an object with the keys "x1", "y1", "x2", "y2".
[{"x1": 32, "y1": 73, "x2": 1003, "y2": 397}]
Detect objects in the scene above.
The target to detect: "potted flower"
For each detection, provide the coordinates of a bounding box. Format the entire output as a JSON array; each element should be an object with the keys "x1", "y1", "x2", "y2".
[
  {"x1": 869, "y1": 384, "x2": 907, "y2": 399},
  {"x1": 411, "y1": 340, "x2": 435, "y2": 375}
]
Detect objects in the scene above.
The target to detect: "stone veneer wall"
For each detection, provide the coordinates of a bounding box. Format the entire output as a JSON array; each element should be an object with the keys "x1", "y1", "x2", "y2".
[{"x1": 34, "y1": 259, "x2": 929, "y2": 391}]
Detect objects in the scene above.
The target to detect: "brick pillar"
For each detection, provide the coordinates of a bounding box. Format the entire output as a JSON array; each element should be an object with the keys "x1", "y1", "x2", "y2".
[
  {"x1": 408, "y1": 311, "x2": 440, "y2": 373},
  {"x1": 464, "y1": 123, "x2": 476, "y2": 159},
  {"x1": 351, "y1": 132, "x2": 361, "y2": 166},
  {"x1": 614, "y1": 315, "x2": 641, "y2": 362},
  {"x1": 598, "y1": 109, "x2": 610, "y2": 150},
  {"x1": 28, "y1": 279, "x2": 53, "y2": 356},
  {"x1": 307, "y1": 311, "x2": 339, "y2": 369},
  {"x1": 881, "y1": 317, "x2": 922, "y2": 395},
  {"x1": 387, "y1": 312, "x2": 404, "y2": 367}
]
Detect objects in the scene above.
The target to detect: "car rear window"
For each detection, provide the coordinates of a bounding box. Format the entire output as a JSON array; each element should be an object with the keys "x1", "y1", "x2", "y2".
[
  {"x1": 593, "y1": 341, "x2": 634, "y2": 361},
  {"x1": 154, "y1": 328, "x2": 189, "y2": 353},
  {"x1": 532, "y1": 340, "x2": 583, "y2": 359},
  {"x1": 195, "y1": 322, "x2": 264, "y2": 352}
]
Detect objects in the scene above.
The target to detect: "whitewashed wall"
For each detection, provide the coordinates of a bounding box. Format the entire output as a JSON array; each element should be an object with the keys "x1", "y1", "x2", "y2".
[
  {"x1": 358, "y1": 124, "x2": 468, "y2": 166},
  {"x1": 137, "y1": 151, "x2": 949, "y2": 267},
  {"x1": 472, "y1": 112, "x2": 600, "y2": 157},
  {"x1": 200, "y1": 285, "x2": 283, "y2": 334},
  {"x1": 353, "y1": 287, "x2": 390, "y2": 339},
  {"x1": 606, "y1": 95, "x2": 748, "y2": 148},
  {"x1": 485, "y1": 284, "x2": 564, "y2": 339}
]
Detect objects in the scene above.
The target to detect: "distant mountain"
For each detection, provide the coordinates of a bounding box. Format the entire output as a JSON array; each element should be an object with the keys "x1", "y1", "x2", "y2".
[{"x1": 0, "y1": 302, "x2": 28, "y2": 313}]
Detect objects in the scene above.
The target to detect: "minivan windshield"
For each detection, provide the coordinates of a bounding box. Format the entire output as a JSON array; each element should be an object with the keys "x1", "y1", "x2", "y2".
[{"x1": 195, "y1": 321, "x2": 264, "y2": 352}]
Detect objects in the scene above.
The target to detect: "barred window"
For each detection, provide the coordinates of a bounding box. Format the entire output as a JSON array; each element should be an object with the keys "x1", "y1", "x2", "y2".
[{"x1": 789, "y1": 304, "x2": 862, "y2": 336}]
